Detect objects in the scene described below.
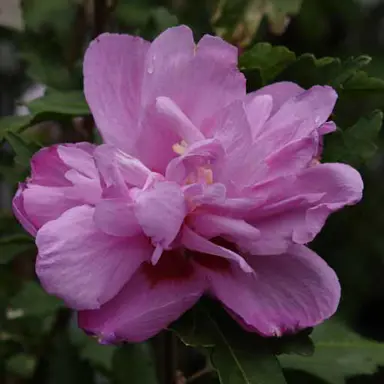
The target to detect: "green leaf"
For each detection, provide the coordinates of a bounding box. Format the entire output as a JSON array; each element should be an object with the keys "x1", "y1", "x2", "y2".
[
  {"x1": 0, "y1": 90, "x2": 90, "y2": 141},
  {"x1": 0, "y1": 115, "x2": 33, "y2": 138},
  {"x1": 239, "y1": 43, "x2": 296, "y2": 86},
  {"x1": 4, "y1": 132, "x2": 41, "y2": 166},
  {"x1": 6, "y1": 353, "x2": 37, "y2": 378},
  {"x1": 27, "y1": 90, "x2": 90, "y2": 116},
  {"x1": 113, "y1": 343, "x2": 158, "y2": 384},
  {"x1": 172, "y1": 303, "x2": 287, "y2": 384},
  {"x1": 0, "y1": 234, "x2": 35, "y2": 264},
  {"x1": 81, "y1": 337, "x2": 116, "y2": 371},
  {"x1": 11, "y1": 281, "x2": 63, "y2": 317},
  {"x1": 324, "y1": 111, "x2": 383, "y2": 165},
  {"x1": 280, "y1": 318, "x2": 384, "y2": 384}
]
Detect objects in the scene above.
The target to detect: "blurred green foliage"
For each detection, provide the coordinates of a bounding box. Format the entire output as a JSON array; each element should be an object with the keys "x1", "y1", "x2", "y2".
[{"x1": 1, "y1": 0, "x2": 384, "y2": 383}]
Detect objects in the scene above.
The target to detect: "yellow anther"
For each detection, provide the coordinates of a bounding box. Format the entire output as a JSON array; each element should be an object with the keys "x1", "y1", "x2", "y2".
[{"x1": 172, "y1": 140, "x2": 188, "y2": 155}]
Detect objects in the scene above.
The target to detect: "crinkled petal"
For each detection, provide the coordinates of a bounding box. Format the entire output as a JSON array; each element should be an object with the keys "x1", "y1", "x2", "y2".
[
  {"x1": 36, "y1": 205, "x2": 152, "y2": 310},
  {"x1": 196, "y1": 34, "x2": 238, "y2": 66},
  {"x1": 196, "y1": 244, "x2": 340, "y2": 336},
  {"x1": 182, "y1": 226, "x2": 253, "y2": 273},
  {"x1": 78, "y1": 263, "x2": 205, "y2": 343},
  {"x1": 134, "y1": 181, "x2": 186, "y2": 250},
  {"x1": 189, "y1": 213, "x2": 260, "y2": 243},
  {"x1": 22, "y1": 184, "x2": 80, "y2": 230},
  {"x1": 84, "y1": 33, "x2": 150, "y2": 152},
  {"x1": 94, "y1": 144, "x2": 151, "y2": 196},
  {"x1": 245, "y1": 163, "x2": 363, "y2": 253}
]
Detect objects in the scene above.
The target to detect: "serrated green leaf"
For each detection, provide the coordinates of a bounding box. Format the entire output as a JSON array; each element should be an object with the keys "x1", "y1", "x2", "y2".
[
  {"x1": 172, "y1": 303, "x2": 287, "y2": 384},
  {"x1": 11, "y1": 281, "x2": 63, "y2": 317},
  {"x1": 280, "y1": 318, "x2": 384, "y2": 384},
  {"x1": 113, "y1": 343, "x2": 158, "y2": 384},
  {"x1": 324, "y1": 111, "x2": 383, "y2": 165},
  {"x1": 239, "y1": 43, "x2": 296, "y2": 85},
  {"x1": 0, "y1": 234, "x2": 35, "y2": 264}
]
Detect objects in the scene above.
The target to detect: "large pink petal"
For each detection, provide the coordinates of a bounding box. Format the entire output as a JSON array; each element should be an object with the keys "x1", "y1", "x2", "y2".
[
  {"x1": 142, "y1": 27, "x2": 245, "y2": 128},
  {"x1": 78, "y1": 262, "x2": 205, "y2": 343},
  {"x1": 196, "y1": 244, "x2": 340, "y2": 336},
  {"x1": 83, "y1": 33, "x2": 149, "y2": 152},
  {"x1": 94, "y1": 198, "x2": 142, "y2": 237},
  {"x1": 36, "y1": 205, "x2": 152, "y2": 310}
]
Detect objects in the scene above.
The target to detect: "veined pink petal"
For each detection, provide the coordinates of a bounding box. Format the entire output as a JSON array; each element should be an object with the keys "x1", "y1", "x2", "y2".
[
  {"x1": 196, "y1": 34, "x2": 238, "y2": 66},
  {"x1": 134, "y1": 181, "x2": 186, "y2": 254},
  {"x1": 196, "y1": 244, "x2": 340, "y2": 336},
  {"x1": 155, "y1": 96, "x2": 205, "y2": 144},
  {"x1": 84, "y1": 33, "x2": 149, "y2": 152},
  {"x1": 246, "y1": 81, "x2": 304, "y2": 116},
  {"x1": 245, "y1": 94, "x2": 273, "y2": 140},
  {"x1": 78, "y1": 260, "x2": 205, "y2": 343},
  {"x1": 36, "y1": 205, "x2": 152, "y2": 310},
  {"x1": 94, "y1": 144, "x2": 151, "y2": 196},
  {"x1": 94, "y1": 198, "x2": 142, "y2": 237}
]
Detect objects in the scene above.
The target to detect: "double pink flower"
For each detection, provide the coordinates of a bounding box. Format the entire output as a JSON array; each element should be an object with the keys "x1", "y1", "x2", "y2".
[{"x1": 13, "y1": 26, "x2": 363, "y2": 343}]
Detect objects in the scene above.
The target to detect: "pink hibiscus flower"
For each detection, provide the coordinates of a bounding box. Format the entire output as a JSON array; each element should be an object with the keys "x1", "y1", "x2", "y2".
[{"x1": 13, "y1": 26, "x2": 363, "y2": 343}]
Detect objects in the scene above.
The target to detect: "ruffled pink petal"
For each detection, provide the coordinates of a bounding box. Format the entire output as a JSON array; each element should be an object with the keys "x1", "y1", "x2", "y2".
[
  {"x1": 84, "y1": 33, "x2": 150, "y2": 152},
  {"x1": 261, "y1": 85, "x2": 337, "y2": 141},
  {"x1": 246, "y1": 81, "x2": 304, "y2": 116},
  {"x1": 36, "y1": 205, "x2": 152, "y2": 310},
  {"x1": 30, "y1": 146, "x2": 71, "y2": 187},
  {"x1": 22, "y1": 185, "x2": 80, "y2": 230},
  {"x1": 78, "y1": 262, "x2": 205, "y2": 343},
  {"x1": 245, "y1": 163, "x2": 363, "y2": 253},
  {"x1": 134, "y1": 181, "x2": 186, "y2": 253},
  {"x1": 94, "y1": 198, "x2": 142, "y2": 237},
  {"x1": 94, "y1": 144, "x2": 151, "y2": 196},
  {"x1": 182, "y1": 226, "x2": 253, "y2": 273},
  {"x1": 12, "y1": 183, "x2": 37, "y2": 236},
  {"x1": 188, "y1": 213, "x2": 260, "y2": 243},
  {"x1": 196, "y1": 244, "x2": 340, "y2": 336},
  {"x1": 57, "y1": 144, "x2": 98, "y2": 179}
]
